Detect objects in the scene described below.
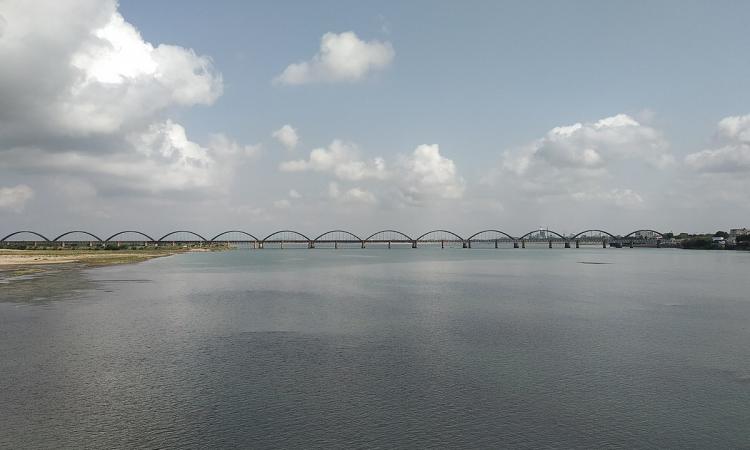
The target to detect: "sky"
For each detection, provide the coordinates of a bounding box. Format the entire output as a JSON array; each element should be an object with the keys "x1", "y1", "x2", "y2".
[{"x1": 1, "y1": 0, "x2": 750, "y2": 238}]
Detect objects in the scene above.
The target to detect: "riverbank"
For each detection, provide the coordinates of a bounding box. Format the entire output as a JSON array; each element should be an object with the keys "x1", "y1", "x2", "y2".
[
  {"x1": 0, "y1": 248, "x2": 189, "y2": 269},
  {"x1": 0, "y1": 248, "x2": 221, "y2": 302}
]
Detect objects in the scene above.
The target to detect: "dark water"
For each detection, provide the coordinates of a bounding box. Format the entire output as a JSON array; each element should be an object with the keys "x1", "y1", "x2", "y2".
[{"x1": 1, "y1": 249, "x2": 749, "y2": 448}]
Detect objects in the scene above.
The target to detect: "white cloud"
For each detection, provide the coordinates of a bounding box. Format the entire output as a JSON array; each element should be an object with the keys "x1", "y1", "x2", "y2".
[
  {"x1": 717, "y1": 115, "x2": 750, "y2": 142},
  {"x1": 272, "y1": 124, "x2": 299, "y2": 150},
  {"x1": 0, "y1": 0, "x2": 256, "y2": 198},
  {"x1": 208, "y1": 133, "x2": 261, "y2": 159},
  {"x1": 685, "y1": 145, "x2": 750, "y2": 173},
  {"x1": 2, "y1": 121, "x2": 251, "y2": 195},
  {"x1": 289, "y1": 189, "x2": 302, "y2": 199},
  {"x1": 571, "y1": 188, "x2": 645, "y2": 209},
  {"x1": 494, "y1": 114, "x2": 671, "y2": 202},
  {"x1": 280, "y1": 141, "x2": 465, "y2": 206},
  {"x1": 127, "y1": 120, "x2": 215, "y2": 191},
  {"x1": 506, "y1": 114, "x2": 671, "y2": 174},
  {"x1": 0, "y1": 0, "x2": 221, "y2": 139},
  {"x1": 0, "y1": 184, "x2": 34, "y2": 212},
  {"x1": 397, "y1": 144, "x2": 465, "y2": 203},
  {"x1": 328, "y1": 182, "x2": 377, "y2": 204},
  {"x1": 274, "y1": 31, "x2": 394, "y2": 85},
  {"x1": 279, "y1": 139, "x2": 388, "y2": 181},
  {"x1": 273, "y1": 199, "x2": 291, "y2": 209},
  {"x1": 685, "y1": 114, "x2": 750, "y2": 173}
]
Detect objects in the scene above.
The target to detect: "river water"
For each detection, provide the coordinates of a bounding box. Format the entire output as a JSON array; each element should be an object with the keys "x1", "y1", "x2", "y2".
[{"x1": 1, "y1": 248, "x2": 749, "y2": 448}]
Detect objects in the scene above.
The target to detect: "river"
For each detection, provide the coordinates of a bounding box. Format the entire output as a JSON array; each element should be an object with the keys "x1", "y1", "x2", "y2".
[{"x1": 1, "y1": 248, "x2": 749, "y2": 448}]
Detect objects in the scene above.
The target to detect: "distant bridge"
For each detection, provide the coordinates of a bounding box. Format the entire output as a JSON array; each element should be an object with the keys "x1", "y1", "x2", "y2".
[{"x1": 0, "y1": 228, "x2": 666, "y2": 249}]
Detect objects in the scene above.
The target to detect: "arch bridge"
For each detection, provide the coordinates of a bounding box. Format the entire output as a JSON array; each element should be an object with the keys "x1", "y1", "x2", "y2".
[{"x1": 0, "y1": 228, "x2": 666, "y2": 249}]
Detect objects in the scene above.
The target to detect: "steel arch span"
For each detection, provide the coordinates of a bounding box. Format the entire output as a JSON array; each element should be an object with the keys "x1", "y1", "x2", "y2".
[
  {"x1": 467, "y1": 230, "x2": 517, "y2": 241},
  {"x1": 262, "y1": 230, "x2": 311, "y2": 242},
  {"x1": 158, "y1": 231, "x2": 208, "y2": 242},
  {"x1": 415, "y1": 229, "x2": 465, "y2": 241},
  {"x1": 210, "y1": 231, "x2": 260, "y2": 242},
  {"x1": 519, "y1": 229, "x2": 566, "y2": 240},
  {"x1": 571, "y1": 229, "x2": 618, "y2": 239},
  {"x1": 313, "y1": 230, "x2": 363, "y2": 242},
  {"x1": 624, "y1": 229, "x2": 664, "y2": 239},
  {"x1": 364, "y1": 230, "x2": 414, "y2": 242},
  {"x1": 53, "y1": 231, "x2": 103, "y2": 242},
  {"x1": 105, "y1": 231, "x2": 156, "y2": 242},
  {"x1": 1, "y1": 231, "x2": 51, "y2": 242}
]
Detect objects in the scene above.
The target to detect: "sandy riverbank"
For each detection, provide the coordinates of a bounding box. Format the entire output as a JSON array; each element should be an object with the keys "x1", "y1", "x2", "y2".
[{"x1": 0, "y1": 248, "x2": 189, "y2": 269}]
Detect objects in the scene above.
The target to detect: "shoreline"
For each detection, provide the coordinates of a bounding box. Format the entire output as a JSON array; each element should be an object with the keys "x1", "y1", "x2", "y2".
[
  {"x1": 0, "y1": 247, "x2": 228, "y2": 279},
  {"x1": 0, "y1": 248, "x2": 186, "y2": 269},
  {"x1": 0, "y1": 248, "x2": 224, "y2": 302}
]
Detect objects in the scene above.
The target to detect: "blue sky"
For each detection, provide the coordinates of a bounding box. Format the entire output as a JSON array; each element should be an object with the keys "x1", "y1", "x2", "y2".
[
  {"x1": 119, "y1": 0, "x2": 750, "y2": 150},
  {"x1": 1, "y1": 0, "x2": 749, "y2": 236}
]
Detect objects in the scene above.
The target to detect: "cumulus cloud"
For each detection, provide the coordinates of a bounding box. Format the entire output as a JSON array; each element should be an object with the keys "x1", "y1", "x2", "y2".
[
  {"x1": 493, "y1": 114, "x2": 670, "y2": 203},
  {"x1": 0, "y1": 184, "x2": 34, "y2": 212},
  {"x1": 279, "y1": 139, "x2": 388, "y2": 181},
  {"x1": 328, "y1": 182, "x2": 377, "y2": 204},
  {"x1": 504, "y1": 114, "x2": 671, "y2": 176},
  {"x1": 685, "y1": 114, "x2": 750, "y2": 173},
  {"x1": 2, "y1": 121, "x2": 249, "y2": 195},
  {"x1": 0, "y1": 0, "x2": 254, "y2": 198},
  {"x1": 272, "y1": 124, "x2": 299, "y2": 150},
  {"x1": 274, "y1": 31, "x2": 394, "y2": 85},
  {"x1": 280, "y1": 140, "x2": 464, "y2": 206},
  {"x1": 0, "y1": 0, "x2": 221, "y2": 139},
  {"x1": 288, "y1": 189, "x2": 302, "y2": 199},
  {"x1": 208, "y1": 133, "x2": 261, "y2": 159},
  {"x1": 397, "y1": 144, "x2": 465, "y2": 203}
]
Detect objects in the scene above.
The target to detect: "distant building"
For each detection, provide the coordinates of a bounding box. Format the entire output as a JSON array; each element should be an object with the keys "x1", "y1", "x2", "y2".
[{"x1": 730, "y1": 228, "x2": 750, "y2": 236}]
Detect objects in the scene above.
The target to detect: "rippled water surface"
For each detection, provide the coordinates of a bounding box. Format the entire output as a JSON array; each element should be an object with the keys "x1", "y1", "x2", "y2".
[{"x1": 2, "y1": 249, "x2": 749, "y2": 448}]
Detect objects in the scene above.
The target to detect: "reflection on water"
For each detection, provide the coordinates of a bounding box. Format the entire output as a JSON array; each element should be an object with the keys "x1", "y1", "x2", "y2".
[
  {"x1": 1, "y1": 249, "x2": 749, "y2": 448},
  {"x1": 0, "y1": 265, "x2": 93, "y2": 304}
]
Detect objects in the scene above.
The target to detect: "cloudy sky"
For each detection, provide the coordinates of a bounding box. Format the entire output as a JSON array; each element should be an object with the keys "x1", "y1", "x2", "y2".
[{"x1": 1, "y1": 0, "x2": 749, "y2": 237}]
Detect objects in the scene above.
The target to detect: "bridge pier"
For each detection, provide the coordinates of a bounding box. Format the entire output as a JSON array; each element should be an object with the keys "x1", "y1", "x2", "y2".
[
  {"x1": 657, "y1": 239, "x2": 661, "y2": 248},
  {"x1": 309, "y1": 241, "x2": 315, "y2": 249},
  {"x1": 629, "y1": 241, "x2": 633, "y2": 248},
  {"x1": 522, "y1": 240, "x2": 525, "y2": 249},
  {"x1": 334, "y1": 241, "x2": 338, "y2": 249},
  {"x1": 495, "y1": 240, "x2": 498, "y2": 249},
  {"x1": 412, "y1": 241, "x2": 417, "y2": 248},
  {"x1": 388, "y1": 241, "x2": 391, "y2": 249},
  {"x1": 280, "y1": 241, "x2": 283, "y2": 249},
  {"x1": 564, "y1": 241, "x2": 570, "y2": 248},
  {"x1": 575, "y1": 240, "x2": 580, "y2": 249},
  {"x1": 464, "y1": 241, "x2": 469, "y2": 248},
  {"x1": 548, "y1": 240, "x2": 552, "y2": 249},
  {"x1": 513, "y1": 241, "x2": 519, "y2": 248},
  {"x1": 602, "y1": 240, "x2": 607, "y2": 248},
  {"x1": 361, "y1": 242, "x2": 365, "y2": 249},
  {"x1": 441, "y1": 240, "x2": 444, "y2": 249}
]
